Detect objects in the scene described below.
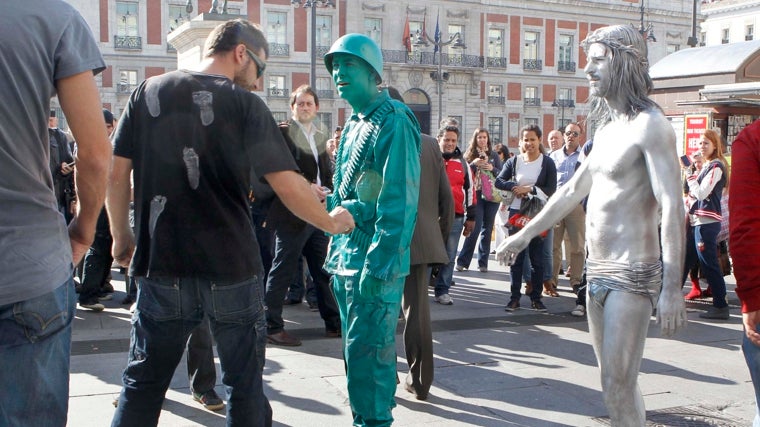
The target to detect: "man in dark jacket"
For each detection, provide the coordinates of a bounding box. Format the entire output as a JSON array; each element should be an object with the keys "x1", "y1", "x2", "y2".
[
  {"x1": 265, "y1": 84, "x2": 340, "y2": 346},
  {"x1": 388, "y1": 87, "x2": 454, "y2": 400}
]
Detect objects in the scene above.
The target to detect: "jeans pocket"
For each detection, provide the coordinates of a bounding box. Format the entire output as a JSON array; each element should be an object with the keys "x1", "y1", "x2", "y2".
[
  {"x1": 137, "y1": 276, "x2": 181, "y2": 321},
  {"x1": 210, "y1": 276, "x2": 264, "y2": 323},
  {"x1": 9, "y1": 279, "x2": 74, "y2": 344}
]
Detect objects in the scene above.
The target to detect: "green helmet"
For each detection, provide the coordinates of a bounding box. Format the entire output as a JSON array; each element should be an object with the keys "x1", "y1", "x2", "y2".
[{"x1": 324, "y1": 33, "x2": 383, "y2": 83}]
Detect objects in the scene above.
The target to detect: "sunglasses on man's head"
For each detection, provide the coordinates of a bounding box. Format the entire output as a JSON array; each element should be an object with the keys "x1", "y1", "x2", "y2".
[
  {"x1": 245, "y1": 48, "x2": 266, "y2": 79},
  {"x1": 565, "y1": 131, "x2": 580, "y2": 137}
]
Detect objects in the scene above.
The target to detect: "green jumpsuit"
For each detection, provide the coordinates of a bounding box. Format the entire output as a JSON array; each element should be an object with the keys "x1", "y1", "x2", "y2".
[{"x1": 325, "y1": 89, "x2": 420, "y2": 426}]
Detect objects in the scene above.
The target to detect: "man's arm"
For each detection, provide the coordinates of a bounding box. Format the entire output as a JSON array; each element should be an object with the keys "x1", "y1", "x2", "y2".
[
  {"x1": 642, "y1": 115, "x2": 687, "y2": 336},
  {"x1": 58, "y1": 71, "x2": 112, "y2": 264},
  {"x1": 265, "y1": 170, "x2": 353, "y2": 235},
  {"x1": 729, "y1": 120, "x2": 760, "y2": 345},
  {"x1": 106, "y1": 156, "x2": 135, "y2": 267}
]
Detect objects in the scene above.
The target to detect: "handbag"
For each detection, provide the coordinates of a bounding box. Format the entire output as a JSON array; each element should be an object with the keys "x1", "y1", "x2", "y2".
[
  {"x1": 479, "y1": 169, "x2": 503, "y2": 203},
  {"x1": 507, "y1": 194, "x2": 548, "y2": 237}
]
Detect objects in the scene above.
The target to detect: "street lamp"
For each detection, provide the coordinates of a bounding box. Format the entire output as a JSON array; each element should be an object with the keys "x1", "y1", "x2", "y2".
[
  {"x1": 551, "y1": 98, "x2": 575, "y2": 129},
  {"x1": 413, "y1": 30, "x2": 466, "y2": 125},
  {"x1": 292, "y1": 0, "x2": 335, "y2": 90},
  {"x1": 637, "y1": 1, "x2": 657, "y2": 43}
]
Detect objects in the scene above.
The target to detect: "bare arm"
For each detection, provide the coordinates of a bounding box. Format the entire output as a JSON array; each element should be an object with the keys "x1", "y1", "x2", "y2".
[
  {"x1": 58, "y1": 71, "x2": 112, "y2": 264},
  {"x1": 265, "y1": 170, "x2": 354, "y2": 235},
  {"x1": 496, "y1": 161, "x2": 592, "y2": 257},
  {"x1": 106, "y1": 156, "x2": 135, "y2": 267},
  {"x1": 642, "y1": 117, "x2": 687, "y2": 336}
]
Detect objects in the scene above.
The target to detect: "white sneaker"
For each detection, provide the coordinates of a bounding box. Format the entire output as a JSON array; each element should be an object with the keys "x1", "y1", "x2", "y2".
[
  {"x1": 455, "y1": 265, "x2": 467, "y2": 272},
  {"x1": 80, "y1": 302, "x2": 105, "y2": 312},
  {"x1": 571, "y1": 304, "x2": 586, "y2": 317},
  {"x1": 435, "y1": 294, "x2": 453, "y2": 305}
]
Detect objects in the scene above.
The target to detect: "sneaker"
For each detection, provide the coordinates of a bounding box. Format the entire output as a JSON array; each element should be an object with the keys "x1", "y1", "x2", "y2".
[
  {"x1": 79, "y1": 301, "x2": 105, "y2": 312},
  {"x1": 478, "y1": 266, "x2": 488, "y2": 273},
  {"x1": 505, "y1": 300, "x2": 520, "y2": 312},
  {"x1": 435, "y1": 294, "x2": 453, "y2": 305},
  {"x1": 435, "y1": 294, "x2": 454, "y2": 305},
  {"x1": 699, "y1": 306, "x2": 730, "y2": 320},
  {"x1": 571, "y1": 304, "x2": 586, "y2": 317},
  {"x1": 531, "y1": 300, "x2": 548, "y2": 312},
  {"x1": 192, "y1": 390, "x2": 225, "y2": 412},
  {"x1": 455, "y1": 265, "x2": 467, "y2": 272},
  {"x1": 98, "y1": 292, "x2": 113, "y2": 301}
]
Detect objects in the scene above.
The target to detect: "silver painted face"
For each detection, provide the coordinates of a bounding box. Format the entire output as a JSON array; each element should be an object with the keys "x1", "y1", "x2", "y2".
[{"x1": 585, "y1": 43, "x2": 611, "y2": 98}]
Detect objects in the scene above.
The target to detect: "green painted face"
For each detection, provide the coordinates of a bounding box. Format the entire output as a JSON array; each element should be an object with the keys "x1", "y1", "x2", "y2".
[{"x1": 330, "y1": 53, "x2": 378, "y2": 111}]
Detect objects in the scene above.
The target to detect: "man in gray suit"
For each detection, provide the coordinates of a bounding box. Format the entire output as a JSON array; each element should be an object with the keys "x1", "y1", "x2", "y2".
[{"x1": 389, "y1": 87, "x2": 454, "y2": 401}]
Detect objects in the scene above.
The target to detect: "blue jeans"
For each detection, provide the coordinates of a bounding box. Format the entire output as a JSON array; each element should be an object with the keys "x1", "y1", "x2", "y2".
[
  {"x1": 522, "y1": 227, "x2": 554, "y2": 283},
  {"x1": 0, "y1": 277, "x2": 75, "y2": 426},
  {"x1": 682, "y1": 222, "x2": 727, "y2": 308},
  {"x1": 435, "y1": 216, "x2": 465, "y2": 297},
  {"x1": 743, "y1": 327, "x2": 760, "y2": 427},
  {"x1": 456, "y1": 196, "x2": 500, "y2": 269},
  {"x1": 508, "y1": 209, "x2": 543, "y2": 302},
  {"x1": 111, "y1": 276, "x2": 272, "y2": 427}
]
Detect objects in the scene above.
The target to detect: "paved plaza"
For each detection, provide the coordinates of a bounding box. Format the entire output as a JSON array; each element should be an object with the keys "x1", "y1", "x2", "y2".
[{"x1": 68, "y1": 257, "x2": 756, "y2": 426}]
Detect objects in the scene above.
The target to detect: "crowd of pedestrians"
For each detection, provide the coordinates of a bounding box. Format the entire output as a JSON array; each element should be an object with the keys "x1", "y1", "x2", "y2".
[{"x1": 3, "y1": 3, "x2": 760, "y2": 426}]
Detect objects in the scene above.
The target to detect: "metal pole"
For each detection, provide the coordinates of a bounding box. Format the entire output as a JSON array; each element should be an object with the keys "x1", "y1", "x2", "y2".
[
  {"x1": 437, "y1": 48, "x2": 443, "y2": 125},
  {"x1": 310, "y1": 1, "x2": 317, "y2": 89}
]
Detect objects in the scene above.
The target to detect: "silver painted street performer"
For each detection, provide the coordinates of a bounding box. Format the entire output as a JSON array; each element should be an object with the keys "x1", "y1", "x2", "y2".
[{"x1": 496, "y1": 25, "x2": 686, "y2": 426}]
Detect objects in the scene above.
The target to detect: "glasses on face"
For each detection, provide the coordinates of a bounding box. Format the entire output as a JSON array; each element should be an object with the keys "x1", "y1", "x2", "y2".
[
  {"x1": 565, "y1": 131, "x2": 580, "y2": 137},
  {"x1": 245, "y1": 48, "x2": 266, "y2": 79}
]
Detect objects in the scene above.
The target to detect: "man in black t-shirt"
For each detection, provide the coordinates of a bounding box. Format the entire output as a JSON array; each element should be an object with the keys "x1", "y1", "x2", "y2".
[{"x1": 106, "y1": 20, "x2": 354, "y2": 426}]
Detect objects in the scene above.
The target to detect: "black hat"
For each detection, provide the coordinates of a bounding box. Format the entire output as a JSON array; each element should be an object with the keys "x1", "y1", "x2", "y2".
[{"x1": 103, "y1": 109, "x2": 114, "y2": 125}]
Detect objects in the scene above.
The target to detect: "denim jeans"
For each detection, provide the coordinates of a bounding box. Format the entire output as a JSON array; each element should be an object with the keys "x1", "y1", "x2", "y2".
[
  {"x1": 435, "y1": 217, "x2": 465, "y2": 297},
  {"x1": 683, "y1": 222, "x2": 727, "y2": 308},
  {"x1": 508, "y1": 209, "x2": 543, "y2": 302},
  {"x1": 187, "y1": 317, "x2": 216, "y2": 394},
  {"x1": 743, "y1": 327, "x2": 760, "y2": 427},
  {"x1": 522, "y1": 227, "x2": 553, "y2": 283},
  {"x1": 0, "y1": 277, "x2": 75, "y2": 427},
  {"x1": 456, "y1": 196, "x2": 500, "y2": 269},
  {"x1": 111, "y1": 276, "x2": 272, "y2": 427}
]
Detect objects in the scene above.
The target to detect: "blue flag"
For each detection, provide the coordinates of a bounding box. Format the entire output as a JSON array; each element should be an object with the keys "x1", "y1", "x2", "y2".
[{"x1": 433, "y1": 11, "x2": 440, "y2": 54}]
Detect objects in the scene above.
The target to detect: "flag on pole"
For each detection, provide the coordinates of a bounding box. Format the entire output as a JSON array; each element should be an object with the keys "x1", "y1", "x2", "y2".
[
  {"x1": 422, "y1": 9, "x2": 428, "y2": 40},
  {"x1": 433, "y1": 10, "x2": 440, "y2": 54},
  {"x1": 403, "y1": 14, "x2": 411, "y2": 52}
]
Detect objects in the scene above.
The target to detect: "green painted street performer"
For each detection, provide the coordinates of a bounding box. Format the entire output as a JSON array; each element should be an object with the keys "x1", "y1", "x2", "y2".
[{"x1": 323, "y1": 34, "x2": 421, "y2": 426}]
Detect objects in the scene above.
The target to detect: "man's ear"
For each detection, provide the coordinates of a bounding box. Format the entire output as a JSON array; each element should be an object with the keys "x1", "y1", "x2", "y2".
[{"x1": 234, "y1": 44, "x2": 247, "y2": 64}]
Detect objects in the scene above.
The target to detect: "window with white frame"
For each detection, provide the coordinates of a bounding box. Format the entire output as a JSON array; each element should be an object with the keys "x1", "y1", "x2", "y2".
[
  {"x1": 268, "y1": 75, "x2": 287, "y2": 98},
  {"x1": 267, "y1": 12, "x2": 287, "y2": 45},
  {"x1": 316, "y1": 15, "x2": 332, "y2": 47},
  {"x1": 523, "y1": 117, "x2": 538, "y2": 127},
  {"x1": 721, "y1": 28, "x2": 730, "y2": 44},
  {"x1": 666, "y1": 44, "x2": 680, "y2": 55},
  {"x1": 317, "y1": 112, "x2": 332, "y2": 133},
  {"x1": 524, "y1": 31, "x2": 539, "y2": 60},
  {"x1": 747, "y1": 24, "x2": 754, "y2": 41},
  {"x1": 167, "y1": 4, "x2": 189, "y2": 33},
  {"x1": 410, "y1": 21, "x2": 423, "y2": 38},
  {"x1": 558, "y1": 34, "x2": 573, "y2": 71},
  {"x1": 272, "y1": 111, "x2": 288, "y2": 122},
  {"x1": 116, "y1": 2, "x2": 138, "y2": 36},
  {"x1": 364, "y1": 18, "x2": 382, "y2": 47},
  {"x1": 118, "y1": 69, "x2": 138, "y2": 94},
  {"x1": 447, "y1": 24, "x2": 464, "y2": 51},
  {"x1": 488, "y1": 117, "x2": 503, "y2": 144},
  {"x1": 488, "y1": 84, "x2": 504, "y2": 104},
  {"x1": 488, "y1": 28, "x2": 504, "y2": 58},
  {"x1": 524, "y1": 86, "x2": 539, "y2": 106}
]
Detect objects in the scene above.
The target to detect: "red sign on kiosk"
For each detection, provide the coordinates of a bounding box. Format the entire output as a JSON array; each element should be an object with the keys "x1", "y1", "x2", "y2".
[{"x1": 684, "y1": 114, "x2": 710, "y2": 159}]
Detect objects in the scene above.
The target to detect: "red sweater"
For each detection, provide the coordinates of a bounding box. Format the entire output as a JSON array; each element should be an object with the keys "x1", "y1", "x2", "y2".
[{"x1": 729, "y1": 119, "x2": 760, "y2": 313}]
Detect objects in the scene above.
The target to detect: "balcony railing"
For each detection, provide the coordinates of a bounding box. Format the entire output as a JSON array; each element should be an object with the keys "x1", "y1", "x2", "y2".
[
  {"x1": 487, "y1": 96, "x2": 505, "y2": 105},
  {"x1": 554, "y1": 99, "x2": 575, "y2": 108},
  {"x1": 316, "y1": 46, "x2": 330, "y2": 58},
  {"x1": 117, "y1": 83, "x2": 137, "y2": 94},
  {"x1": 114, "y1": 35, "x2": 142, "y2": 50},
  {"x1": 268, "y1": 88, "x2": 290, "y2": 98},
  {"x1": 381, "y1": 50, "x2": 484, "y2": 68},
  {"x1": 316, "y1": 89, "x2": 335, "y2": 99},
  {"x1": 486, "y1": 57, "x2": 507, "y2": 68},
  {"x1": 523, "y1": 59, "x2": 542, "y2": 71},
  {"x1": 558, "y1": 61, "x2": 576, "y2": 72},
  {"x1": 523, "y1": 97, "x2": 541, "y2": 107},
  {"x1": 270, "y1": 43, "x2": 289, "y2": 57},
  {"x1": 746, "y1": 35, "x2": 754, "y2": 41}
]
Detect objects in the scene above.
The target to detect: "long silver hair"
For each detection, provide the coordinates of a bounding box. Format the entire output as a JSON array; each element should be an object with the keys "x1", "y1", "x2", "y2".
[{"x1": 581, "y1": 25, "x2": 658, "y2": 125}]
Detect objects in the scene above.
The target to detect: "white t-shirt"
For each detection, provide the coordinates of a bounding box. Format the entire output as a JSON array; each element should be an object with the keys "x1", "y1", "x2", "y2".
[{"x1": 510, "y1": 155, "x2": 542, "y2": 210}]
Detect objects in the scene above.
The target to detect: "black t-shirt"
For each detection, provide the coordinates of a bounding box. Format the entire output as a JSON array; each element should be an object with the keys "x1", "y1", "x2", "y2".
[{"x1": 113, "y1": 70, "x2": 298, "y2": 281}]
